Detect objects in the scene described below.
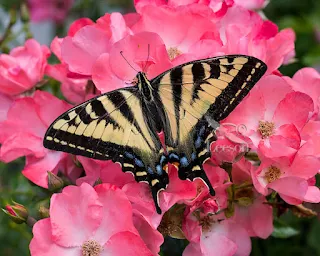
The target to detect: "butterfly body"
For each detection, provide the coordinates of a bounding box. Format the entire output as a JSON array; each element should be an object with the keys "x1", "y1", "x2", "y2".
[{"x1": 44, "y1": 55, "x2": 267, "y2": 214}]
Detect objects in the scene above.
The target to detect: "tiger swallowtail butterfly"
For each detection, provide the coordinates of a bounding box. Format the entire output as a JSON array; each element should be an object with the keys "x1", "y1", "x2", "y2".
[{"x1": 43, "y1": 55, "x2": 267, "y2": 214}]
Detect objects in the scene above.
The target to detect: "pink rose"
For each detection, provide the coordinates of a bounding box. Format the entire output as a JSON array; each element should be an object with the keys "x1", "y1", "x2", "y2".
[
  {"x1": 252, "y1": 148, "x2": 320, "y2": 204},
  {"x1": 183, "y1": 219, "x2": 251, "y2": 256},
  {"x1": 0, "y1": 39, "x2": 50, "y2": 96},
  {"x1": 45, "y1": 37, "x2": 92, "y2": 104},
  {"x1": 233, "y1": 0, "x2": 267, "y2": 10},
  {"x1": 30, "y1": 183, "x2": 154, "y2": 255},
  {"x1": 223, "y1": 75, "x2": 313, "y2": 160},
  {"x1": 27, "y1": 0, "x2": 74, "y2": 23},
  {"x1": 0, "y1": 91, "x2": 81, "y2": 187}
]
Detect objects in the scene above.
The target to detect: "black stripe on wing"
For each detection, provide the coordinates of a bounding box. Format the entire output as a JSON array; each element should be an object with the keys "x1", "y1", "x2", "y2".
[
  {"x1": 207, "y1": 56, "x2": 267, "y2": 121},
  {"x1": 170, "y1": 67, "x2": 183, "y2": 143},
  {"x1": 43, "y1": 87, "x2": 139, "y2": 160}
]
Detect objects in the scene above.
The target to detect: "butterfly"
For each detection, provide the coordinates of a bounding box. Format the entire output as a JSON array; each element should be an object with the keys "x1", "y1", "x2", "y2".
[{"x1": 43, "y1": 55, "x2": 267, "y2": 214}]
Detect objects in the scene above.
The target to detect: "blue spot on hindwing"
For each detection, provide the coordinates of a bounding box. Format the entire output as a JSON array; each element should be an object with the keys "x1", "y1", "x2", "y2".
[
  {"x1": 147, "y1": 167, "x2": 153, "y2": 175},
  {"x1": 160, "y1": 155, "x2": 166, "y2": 165},
  {"x1": 169, "y1": 153, "x2": 179, "y2": 161},
  {"x1": 195, "y1": 137, "x2": 202, "y2": 149},
  {"x1": 156, "y1": 165, "x2": 163, "y2": 175},
  {"x1": 191, "y1": 152, "x2": 197, "y2": 161},
  {"x1": 199, "y1": 125, "x2": 206, "y2": 137},
  {"x1": 180, "y1": 156, "x2": 189, "y2": 167},
  {"x1": 124, "y1": 152, "x2": 134, "y2": 159},
  {"x1": 134, "y1": 158, "x2": 144, "y2": 167}
]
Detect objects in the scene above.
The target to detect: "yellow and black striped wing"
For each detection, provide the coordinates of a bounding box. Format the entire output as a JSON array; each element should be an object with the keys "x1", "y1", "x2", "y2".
[
  {"x1": 44, "y1": 87, "x2": 170, "y2": 213},
  {"x1": 44, "y1": 87, "x2": 162, "y2": 176},
  {"x1": 151, "y1": 55, "x2": 267, "y2": 148},
  {"x1": 150, "y1": 55, "x2": 267, "y2": 194}
]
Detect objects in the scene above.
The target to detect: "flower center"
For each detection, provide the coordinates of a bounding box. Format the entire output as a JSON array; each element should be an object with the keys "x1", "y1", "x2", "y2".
[
  {"x1": 264, "y1": 166, "x2": 281, "y2": 183},
  {"x1": 258, "y1": 120, "x2": 275, "y2": 138},
  {"x1": 234, "y1": 187, "x2": 254, "y2": 206},
  {"x1": 82, "y1": 240, "x2": 103, "y2": 256},
  {"x1": 196, "y1": 183, "x2": 207, "y2": 195},
  {"x1": 167, "y1": 47, "x2": 182, "y2": 60},
  {"x1": 158, "y1": 205, "x2": 185, "y2": 239},
  {"x1": 158, "y1": 218, "x2": 175, "y2": 237},
  {"x1": 199, "y1": 216, "x2": 214, "y2": 232}
]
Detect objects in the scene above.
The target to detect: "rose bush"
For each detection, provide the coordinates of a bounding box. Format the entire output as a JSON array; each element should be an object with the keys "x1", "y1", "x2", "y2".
[{"x1": 0, "y1": 0, "x2": 319, "y2": 255}]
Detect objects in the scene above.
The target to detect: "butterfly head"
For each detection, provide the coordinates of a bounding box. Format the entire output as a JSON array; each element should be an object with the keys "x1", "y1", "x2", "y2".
[
  {"x1": 136, "y1": 72, "x2": 154, "y2": 101},
  {"x1": 136, "y1": 72, "x2": 148, "y2": 83}
]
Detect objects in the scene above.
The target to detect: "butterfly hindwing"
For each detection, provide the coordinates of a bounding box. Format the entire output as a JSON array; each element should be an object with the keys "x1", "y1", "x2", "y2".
[{"x1": 151, "y1": 55, "x2": 267, "y2": 193}]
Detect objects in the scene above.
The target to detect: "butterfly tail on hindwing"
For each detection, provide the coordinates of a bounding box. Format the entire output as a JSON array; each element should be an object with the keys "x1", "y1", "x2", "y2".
[
  {"x1": 115, "y1": 148, "x2": 169, "y2": 214},
  {"x1": 149, "y1": 152, "x2": 169, "y2": 214},
  {"x1": 150, "y1": 171, "x2": 169, "y2": 214},
  {"x1": 179, "y1": 161, "x2": 215, "y2": 196},
  {"x1": 168, "y1": 119, "x2": 218, "y2": 196}
]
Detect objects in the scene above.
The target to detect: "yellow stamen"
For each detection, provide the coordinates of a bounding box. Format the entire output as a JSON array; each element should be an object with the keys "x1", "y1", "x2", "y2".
[
  {"x1": 167, "y1": 47, "x2": 182, "y2": 60},
  {"x1": 258, "y1": 120, "x2": 275, "y2": 138},
  {"x1": 82, "y1": 240, "x2": 103, "y2": 256},
  {"x1": 264, "y1": 165, "x2": 281, "y2": 183}
]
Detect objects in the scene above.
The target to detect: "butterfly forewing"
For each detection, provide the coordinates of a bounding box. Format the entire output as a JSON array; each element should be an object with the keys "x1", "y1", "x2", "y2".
[
  {"x1": 151, "y1": 55, "x2": 267, "y2": 146},
  {"x1": 150, "y1": 55, "x2": 267, "y2": 193},
  {"x1": 46, "y1": 89, "x2": 154, "y2": 160}
]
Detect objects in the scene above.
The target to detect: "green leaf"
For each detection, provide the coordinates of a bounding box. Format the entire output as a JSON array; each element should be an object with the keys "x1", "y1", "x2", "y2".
[
  {"x1": 272, "y1": 225, "x2": 300, "y2": 239},
  {"x1": 302, "y1": 45, "x2": 320, "y2": 66}
]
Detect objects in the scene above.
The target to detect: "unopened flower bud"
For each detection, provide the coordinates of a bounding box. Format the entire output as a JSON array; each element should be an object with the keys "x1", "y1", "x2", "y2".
[
  {"x1": 38, "y1": 206, "x2": 50, "y2": 219},
  {"x1": 20, "y1": 3, "x2": 30, "y2": 23},
  {"x1": 47, "y1": 171, "x2": 64, "y2": 192},
  {"x1": 3, "y1": 201, "x2": 28, "y2": 224},
  {"x1": 9, "y1": 9, "x2": 17, "y2": 26}
]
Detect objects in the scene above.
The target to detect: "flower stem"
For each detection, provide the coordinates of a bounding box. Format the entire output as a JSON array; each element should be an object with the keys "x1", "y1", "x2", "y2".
[
  {"x1": 0, "y1": 8, "x2": 17, "y2": 48},
  {"x1": 26, "y1": 216, "x2": 37, "y2": 228}
]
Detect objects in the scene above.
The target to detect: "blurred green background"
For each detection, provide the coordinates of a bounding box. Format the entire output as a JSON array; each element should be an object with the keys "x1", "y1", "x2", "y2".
[{"x1": 0, "y1": 0, "x2": 319, "y2": 255}]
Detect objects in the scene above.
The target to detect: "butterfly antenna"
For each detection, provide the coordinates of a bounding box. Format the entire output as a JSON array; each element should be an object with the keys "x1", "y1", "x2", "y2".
[
  {"x1": 120, "y1": 51, "x2": 139, "y2": 72},
  {"x1": 142, "y1": 44, "x2": 150, "y2": 73}
]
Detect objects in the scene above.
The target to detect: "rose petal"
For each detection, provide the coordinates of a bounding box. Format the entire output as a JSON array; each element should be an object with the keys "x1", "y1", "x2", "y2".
[
  {"x1": 102, "y1": 231, "x2": 153, "y2": 256},
  {"x1": 50, "y1": 183, "x2": 103, "y2": 247},
  {"x1": 30, "y1": 219, "x2": 79, "y2": 256}
]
